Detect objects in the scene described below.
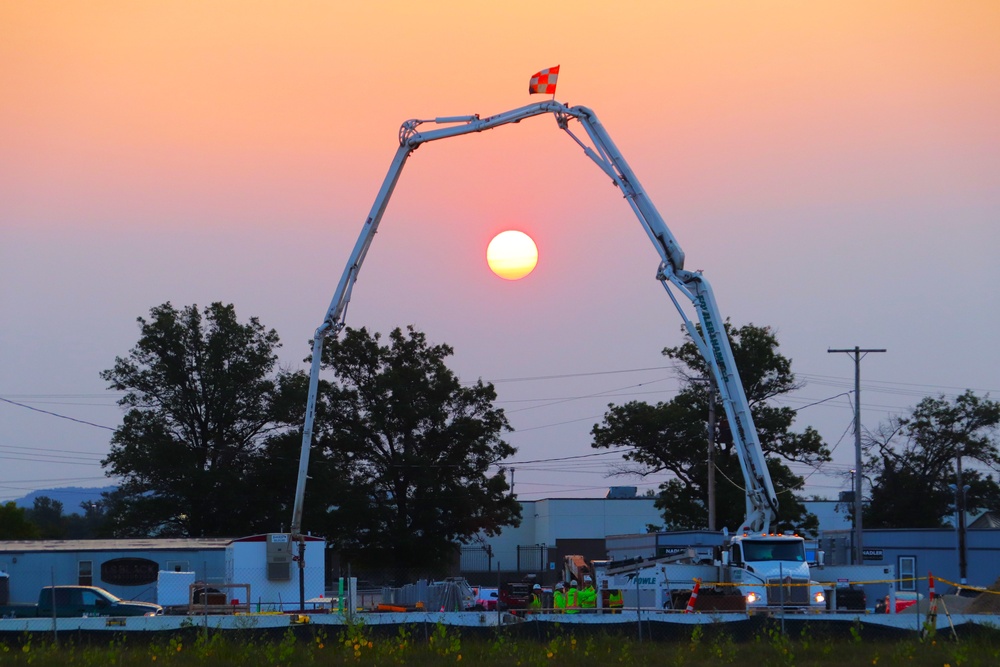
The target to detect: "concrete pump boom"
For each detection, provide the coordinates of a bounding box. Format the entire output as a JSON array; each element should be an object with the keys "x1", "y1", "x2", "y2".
[{"x1": 290, "y1": 101, "x2": 779, "y2": 542}]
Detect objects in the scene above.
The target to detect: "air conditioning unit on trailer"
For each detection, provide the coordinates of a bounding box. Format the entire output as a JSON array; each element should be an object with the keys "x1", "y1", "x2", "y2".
[{"x1": 266, "y1": 533, "x2": 292, "y2": 581}]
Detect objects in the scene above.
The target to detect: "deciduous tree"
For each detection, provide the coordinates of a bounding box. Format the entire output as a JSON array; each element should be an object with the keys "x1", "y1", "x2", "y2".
[
  {"x1": 303, "y1": 326, "x2": 521, "y2": 580},
  {"x1": 25, "y1": 496, "x2": 66, "y2": 539},
  {"x1": 100, "y1": 302, "x2": 298, "y2": 537},
  {"x1": 864, "y1": 390, "x2": 1000, "y2": 528},
  {"x1": 592, "y1": 322, "x2": 830, "y2": 534},
  {"x1": 0, "y1": 501, "x2": 38, "y2": 539}
]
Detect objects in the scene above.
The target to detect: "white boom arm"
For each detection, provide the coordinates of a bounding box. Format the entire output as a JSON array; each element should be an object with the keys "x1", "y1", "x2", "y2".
[{"x1": 290, "y1": 101, "x2": 778, "y2": 537}]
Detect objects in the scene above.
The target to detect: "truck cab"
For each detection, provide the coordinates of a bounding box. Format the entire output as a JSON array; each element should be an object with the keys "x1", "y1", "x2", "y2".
[
  {"x1": 38, "y1": 586, "x2": 163, "y2": 617},
  {"x1": 726, "y1": 534, "x2": 825, "y2": 610},
  {"x1": 2, "y1": 585, "x2": 162, "y2": 619}
]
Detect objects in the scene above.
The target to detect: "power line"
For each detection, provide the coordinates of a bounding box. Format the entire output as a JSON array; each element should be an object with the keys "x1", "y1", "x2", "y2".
[
  {"x1": 0, "y1": 443, "x2": 106, "y2": 457},
  {"x1": 4, "y1": 362, "x2": 992, "y2": 504},
  {"x1": 796, "y1": 373, "x2": 999, "y2": 396},
  {"x1": 783, "y1": 392, "x2": 853, "y2": 412},
  {"x1": 4, "y1": 366, "x2": 991, "y2": 440},
  {"x1": 485, "y1": 366, "x2": 674, "y2": 384},
  {"x1": 504, "y1": 377, "x2": 674, "y2": 414},
  {"x1": 0, "y1": 453, "x2": 102, "y2": 465},
  {"x1": 0, "y1": 396, "x2": 116, "y2": 431},
  {"x1": 499, "y1": 448, "x2": 637, "y2": 466},
  {"x1": 0, "y1": 476, "x2": 112, "y2": 485}
]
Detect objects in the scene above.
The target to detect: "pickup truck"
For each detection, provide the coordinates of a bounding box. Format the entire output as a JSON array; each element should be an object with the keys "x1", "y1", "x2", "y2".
[
  {"x1": 0, "y1": 586, "x2": 162, "y2": 618},
  {"x1": 498, "y1": 581, "x2": 532, "y2": 612}
]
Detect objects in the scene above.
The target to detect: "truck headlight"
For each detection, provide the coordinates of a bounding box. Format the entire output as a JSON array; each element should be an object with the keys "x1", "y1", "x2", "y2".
[
  {"x1": 746, "y1": 591, "x2": 760, "y2": 604},
  {"x1": 813, "y1": 592, "x2": 825, "y2": 604}
]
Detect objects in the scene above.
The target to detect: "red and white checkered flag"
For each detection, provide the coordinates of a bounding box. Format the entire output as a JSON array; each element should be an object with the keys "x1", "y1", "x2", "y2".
[{"x1": 529, "y1": 66, "x2": 559, "y2": 95}]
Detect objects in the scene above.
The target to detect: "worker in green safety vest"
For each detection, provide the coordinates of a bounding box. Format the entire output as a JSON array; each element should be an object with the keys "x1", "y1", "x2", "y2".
[
  {"x1": 566, "y1": 579, "x2": 580, "y2": 614},
  {"x1": 579, "y1": 575, "x2": 597, "y2": 611},
  {"x1": 528, "y1": 583, "x2": 543, "y2": 614},
  {"x1": 608, "y1": 588, "x2": 624, "y2": 613},
  {"x1": 553, "y1": 581, "x2": 566, "y2": 613}
]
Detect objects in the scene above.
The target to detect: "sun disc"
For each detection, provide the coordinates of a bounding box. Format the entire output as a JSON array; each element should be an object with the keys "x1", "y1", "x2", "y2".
[{"x1": 487, "y1": 230, "x2": 538, "y2": 280}]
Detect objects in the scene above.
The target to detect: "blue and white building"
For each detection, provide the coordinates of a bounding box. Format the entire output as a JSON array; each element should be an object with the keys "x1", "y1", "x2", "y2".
[{"x1": 0, "y1": 533, "x2": 325, "y2": 610}]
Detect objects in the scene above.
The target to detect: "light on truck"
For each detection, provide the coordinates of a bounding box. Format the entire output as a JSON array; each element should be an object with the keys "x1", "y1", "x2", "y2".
[
  {"x1": 813, "y1": 592, "x2": 825, "y2": 604},
  {"x1": 746, "y1": 591, "x2": 760, "y2": 604}
]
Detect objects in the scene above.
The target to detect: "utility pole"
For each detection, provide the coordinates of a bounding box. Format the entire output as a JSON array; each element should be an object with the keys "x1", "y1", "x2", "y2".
[
  {"x1": 828, "y1": 346, "x2": 886, "y2": 565},
  {"x1": 953, "y1": 458, "x2": 969, "y2": 584},
  {"x1": 848, "y1": 468, "x2": 856, "y2": 564}
]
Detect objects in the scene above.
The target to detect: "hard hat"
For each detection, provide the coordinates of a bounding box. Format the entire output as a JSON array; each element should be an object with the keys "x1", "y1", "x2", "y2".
[
  {"x1": 584, "y1": 575, "x2": 592, "y2": 582},
  {"x1": 555, "y1": 582, "x2": 564, "y2": 589},
  {"x1": 533, "y1": 584, "x2": 541, "y2": 590},
  {"x1": 571, "y1": 580, "x2": 578, "y2": 586}
]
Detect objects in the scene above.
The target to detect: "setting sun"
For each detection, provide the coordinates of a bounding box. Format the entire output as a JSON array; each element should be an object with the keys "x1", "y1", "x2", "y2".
[{"x1": 486, "y1": 230, "x2": 538, "y2": 280}]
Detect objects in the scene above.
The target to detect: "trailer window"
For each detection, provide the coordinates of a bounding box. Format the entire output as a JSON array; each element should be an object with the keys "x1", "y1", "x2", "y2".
[
  {"x1": 79, "y1": 560, "x2": 93, "y2": 586},
  {"x1": 898, "y1": 556, "x2": 916, "y2": 591}
]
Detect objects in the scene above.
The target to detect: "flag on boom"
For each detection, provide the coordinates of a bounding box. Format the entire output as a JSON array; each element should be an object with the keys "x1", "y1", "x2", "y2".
[{"x1": 529, "y1": 66, "x2": 559, "y2": 95}]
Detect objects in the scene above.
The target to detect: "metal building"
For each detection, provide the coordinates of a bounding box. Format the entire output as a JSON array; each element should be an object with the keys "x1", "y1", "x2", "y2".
[
  {"x1": 0, "y1": 538, "x2": 228, "y2": 604},
  {"x1": 460, "y1": 492, "x2": 661, "y2": 585}
]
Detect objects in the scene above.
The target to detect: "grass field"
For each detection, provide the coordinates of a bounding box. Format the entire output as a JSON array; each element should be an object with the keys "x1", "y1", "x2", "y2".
[{"x1": 1, "y1": 619, "x2": 999, "y2": 666}]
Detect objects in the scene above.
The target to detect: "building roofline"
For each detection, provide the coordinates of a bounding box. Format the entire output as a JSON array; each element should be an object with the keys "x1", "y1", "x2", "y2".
[{"x1": 0, "y1": 538, "x2": 233, "y2": 554}]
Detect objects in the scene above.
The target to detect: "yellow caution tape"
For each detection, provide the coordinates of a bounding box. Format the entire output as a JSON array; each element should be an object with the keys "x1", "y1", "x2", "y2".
[{"x1": 932, "y1": 576, "x2": 1000, "y2": 596}]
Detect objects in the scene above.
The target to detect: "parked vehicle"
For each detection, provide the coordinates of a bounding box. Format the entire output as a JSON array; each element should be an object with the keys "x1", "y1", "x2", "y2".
[
  {"x1": 499, "y1": 577, "x2": 537, "y2": 613},
  {"x1": 826, "y1": 585, "x2": 866, "y2": 611},
  {"x1": 876, "y1": 591, "x2": 923, "y2": 614},
  {"x1": 475, "y1": 587, "x2": 499, "y2": 611},
  {"x1": 0, "y1": 586, "x2": 162, "y2": 618}
]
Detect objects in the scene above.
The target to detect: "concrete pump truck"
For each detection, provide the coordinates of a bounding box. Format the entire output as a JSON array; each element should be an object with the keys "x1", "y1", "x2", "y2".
[{"x1": 288, "y1": 98, "x2": 890, "y2": 612}]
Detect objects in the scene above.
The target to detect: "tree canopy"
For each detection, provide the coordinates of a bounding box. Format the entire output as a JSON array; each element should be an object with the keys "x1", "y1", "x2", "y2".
[
  {"x1": 0, "y1": 501, "x2": 39, "y2": 540},
  {"x1": 591, "y1": 322, "x2": 830, "y2": 534},
  {"x1": 100, "y1": 303, "x2": 520, "y2": 576},
  {"x1": 100, "y1": 302, "x2": 299, "y2": 537},
  {"x1": 23, "y1": 497, "x2": 110, "y2": 539},
  {"x1": 25, "y1": 496, "x2": 66, "y2": 539},
  {"x1": 296, "y1": 325, "x2": 521, "y2": 579},
  {"x1": 864, "y1": 390, "x2": 1000, "y2": 528}
]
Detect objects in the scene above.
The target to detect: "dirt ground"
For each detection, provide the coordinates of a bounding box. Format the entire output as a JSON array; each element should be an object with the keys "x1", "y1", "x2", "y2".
[
  {"x1": 897, "y1": 577, "x2": 1000, "y2": 615},
  {"x1": 965, "y1": 577, "x2": 1000, "y2": 614}
]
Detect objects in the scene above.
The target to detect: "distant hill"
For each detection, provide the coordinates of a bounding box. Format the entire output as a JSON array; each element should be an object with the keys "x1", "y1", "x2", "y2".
[{"x1": 12, "y1": 486, "x2": 116, "y2": 512}]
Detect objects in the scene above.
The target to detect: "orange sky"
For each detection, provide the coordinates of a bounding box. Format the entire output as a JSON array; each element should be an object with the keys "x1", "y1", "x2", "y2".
[
  {"x1": 2, "y1": 1, "x2": 999, "y2": 504},
  {"x1": 5, "y1": 2, "x2": 997, "y2": 228}
]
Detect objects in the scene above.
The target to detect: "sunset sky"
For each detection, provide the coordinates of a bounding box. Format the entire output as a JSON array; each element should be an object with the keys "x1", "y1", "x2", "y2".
[{"x1": 2, "y1": 2, "x2": 998, "y2": 521}]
